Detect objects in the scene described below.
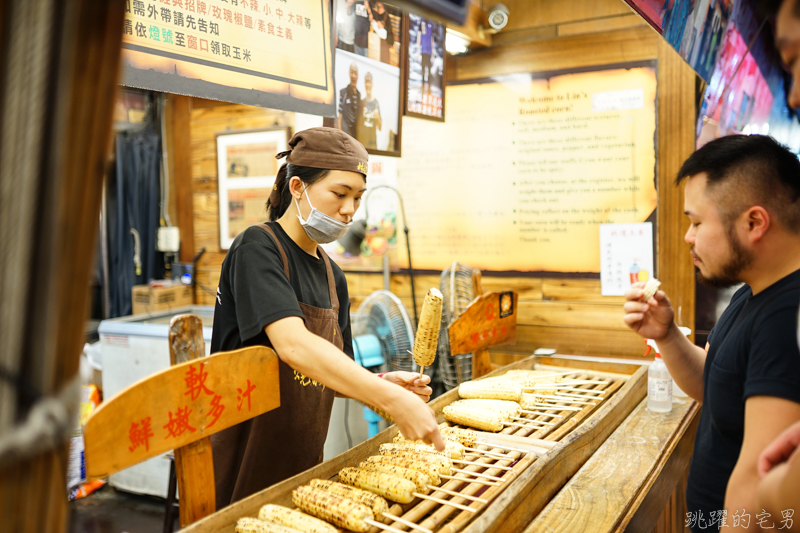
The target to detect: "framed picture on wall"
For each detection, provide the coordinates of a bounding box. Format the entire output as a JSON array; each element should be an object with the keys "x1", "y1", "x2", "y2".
[
  {"x1": 404, "y1": 13, "x2": 445, "y2": 121},
  {"x1": 333, "y1": 0, "x2": 405, "y2": 156},
  {"x1": 216, "y1": 128, "x2": 290, "y2": 250}
]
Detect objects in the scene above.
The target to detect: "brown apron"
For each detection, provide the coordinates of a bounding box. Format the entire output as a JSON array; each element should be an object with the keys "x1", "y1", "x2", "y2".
[{"x1": 211, "y1": 224, "x2": 343, "y2": 509}]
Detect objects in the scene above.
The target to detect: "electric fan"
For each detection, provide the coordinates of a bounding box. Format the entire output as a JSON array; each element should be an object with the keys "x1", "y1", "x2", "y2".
[
  {"x1": 350, "y1": 290, "x2": 416, "y2": 436},
  {"x1": 437, "y1": 261, "x2": 476, "y2": 390}
]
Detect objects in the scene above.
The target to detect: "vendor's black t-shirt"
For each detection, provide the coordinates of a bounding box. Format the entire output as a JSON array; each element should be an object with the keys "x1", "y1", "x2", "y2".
[
  {"x1": 211, "y1": 222, "x2": 353, "y2": 356},
  {"x1": 686, "y1": 269, "x2": 800, "y2": 532}
]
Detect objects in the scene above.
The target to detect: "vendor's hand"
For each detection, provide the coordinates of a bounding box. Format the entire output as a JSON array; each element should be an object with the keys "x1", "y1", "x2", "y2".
[
  {"x1": 382, "y1": 371, "x2": 432, "y2": 402},
  {"x1": 385, "y1": 388, "x2": 444, "y2": 451},
  {"x1": 623, "y1": 281, "x2": 675, "y2": 341},
  {"x1": 758, "y1": 420, "x2": 800, "y2": 478}
]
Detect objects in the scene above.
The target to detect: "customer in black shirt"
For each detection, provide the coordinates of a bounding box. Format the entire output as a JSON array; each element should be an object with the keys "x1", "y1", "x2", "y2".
[
  {"x1": 338, "y1": 62, "x2": 361, "y2": 139},
  {"x1": 623, "y1": 134, "x2": 800, "y2": 532}
]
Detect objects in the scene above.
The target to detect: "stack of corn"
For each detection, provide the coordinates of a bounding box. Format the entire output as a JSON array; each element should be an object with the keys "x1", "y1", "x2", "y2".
[
  {"x1": 291, "y1": 485, "x2": 373, "y2": 532},
  {"x1": 338, "y1": 466, "x2": 418, "y2": 504},
  {"x1": 242, "y1": 504, "x2": 339, "y2": 533},
  {"x1": 412, "y1": 288, "x2": 443, "y2": 372}
]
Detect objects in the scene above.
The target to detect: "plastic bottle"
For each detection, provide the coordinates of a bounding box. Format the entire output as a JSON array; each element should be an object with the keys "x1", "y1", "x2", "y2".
[
  {"x1": 647, "y1": 339, "x2": 672, "y2": 413},
  {"x1": 629, "y1": 260, "x2": 641, "y2": 283}
]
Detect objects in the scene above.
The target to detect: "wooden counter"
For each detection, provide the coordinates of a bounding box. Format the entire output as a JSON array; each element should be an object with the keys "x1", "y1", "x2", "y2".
[{"x1": 525, "y1": 396, "x2": 700, "y2": 533}]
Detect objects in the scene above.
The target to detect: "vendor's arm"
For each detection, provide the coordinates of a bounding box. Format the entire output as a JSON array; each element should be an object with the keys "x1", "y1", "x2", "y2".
[
  {"x1": 266, "y1": 316, "x2": 444, "y2": 449},
  {"x1": 757, "y1": 421, "x2": 800, "y2": 525},
  {"x1": 335, "y1": 371, "x2": 432, "y2": 402},
  {"x1": 623, "y1": 282, "x2": 706, "y2": 401},
  {"x1": 722, "y1": 397, "x2": 800, "y2": 531}
]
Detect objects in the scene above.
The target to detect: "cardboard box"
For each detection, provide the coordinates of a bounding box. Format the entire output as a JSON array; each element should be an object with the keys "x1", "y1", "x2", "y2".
[{"x1": 131, "y1": 284, "x2": 193, "y2": 315}]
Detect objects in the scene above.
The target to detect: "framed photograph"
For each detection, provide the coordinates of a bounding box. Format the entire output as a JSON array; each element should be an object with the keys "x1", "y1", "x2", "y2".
[
  {"x1": 405, "y1": 13, "x2": 445, "y2": 121},
  {"x1": 216, "y1": 128, "x2": 290, "y2": 249},
  {"x1": 333, "y1": 0, "x2": 404, "y2": 156}
]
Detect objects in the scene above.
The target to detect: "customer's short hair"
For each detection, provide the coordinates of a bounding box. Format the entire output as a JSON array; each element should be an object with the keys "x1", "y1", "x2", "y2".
[
  {"x1": 758, "y1": 0, "x2": 800, "y2": 19},
  {"x1": 675, "y1": 134, "x2": 800, "y2": 232}
]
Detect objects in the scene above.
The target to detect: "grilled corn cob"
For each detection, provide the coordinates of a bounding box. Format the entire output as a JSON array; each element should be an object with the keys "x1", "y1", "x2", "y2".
[
  {"x1": 520, "y1": 393, "x2": 557, "y2": 409},
  {"x1": 456, "y1": 399, "x2": 521, "y2": 418},
  {"x1": 258, "y1": 504, "x2": 337, "y2": 533},
  {"x1": 443, "y1": 403, "x2": 505, "y2": 432},
  {"x1": 379, "y1": 442, "x2": 452, "y2": 460},
  {"x1": 412, "y1": 288, "x2": 443, "y2": 368},
  {"x1": 392, "y1": 434, "x2": 466, "y2": 459},
  {"x1": 338, "y1": 467, "x2": 416, "y2": 504},
  {"x1": 458, "y1": 380, "x2": 523, "y2": 402},
  {"x1": 364, "y1": 454, "x2": 441, "y2": 484},
  {"x1": 376, "y1": 448, "x2": 452, "y2": 475},
  {"x1": 643, "y1": 278, "x2": 661, "y2": 300},
  {"x1": 291, "y1": 485, "x2": 372, "y2": 533},
  {"x1": 308, "y1": 479, "x2": 389, "y2": 518},
  {"x1": 438, "y1": 425, "x2": 478, "y2": 448},
  {"x1": 358, "y1": 461, "x2": 433, "y2": 493},
  {"x1": 235, "y1": 517, "x2": 305, "y2": 533}
]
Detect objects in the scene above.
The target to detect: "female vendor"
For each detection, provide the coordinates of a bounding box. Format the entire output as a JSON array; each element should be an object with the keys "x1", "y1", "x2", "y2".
[{"x1": 210, "y1": 127, "x2": 443, "y2": 508}]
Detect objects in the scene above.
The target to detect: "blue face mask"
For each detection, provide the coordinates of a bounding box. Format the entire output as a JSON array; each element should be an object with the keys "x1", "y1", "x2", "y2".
[{"x1": 295, "y1": 187, "x2": 353, "y2": 244}]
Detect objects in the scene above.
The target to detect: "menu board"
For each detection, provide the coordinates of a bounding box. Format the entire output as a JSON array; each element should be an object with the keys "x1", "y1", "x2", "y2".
[{"x1": 397, "y1": 63, "x2": 658, "y2": 273}]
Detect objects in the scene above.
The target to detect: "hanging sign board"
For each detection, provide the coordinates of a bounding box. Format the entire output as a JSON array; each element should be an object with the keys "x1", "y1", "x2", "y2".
[{"x1": 120, "y1": 0, "x2": 335, "y2": 115}]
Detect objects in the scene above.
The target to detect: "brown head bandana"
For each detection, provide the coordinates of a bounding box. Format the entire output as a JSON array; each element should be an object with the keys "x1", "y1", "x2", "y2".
[{"x1": 269, "y1": 127, "x2": 369, "y2": 208}]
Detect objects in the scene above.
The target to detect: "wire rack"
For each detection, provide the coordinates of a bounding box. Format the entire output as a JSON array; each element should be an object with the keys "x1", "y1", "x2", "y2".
[{"x1": 438, "y1": 262, "x2": 476, "y2": 390}]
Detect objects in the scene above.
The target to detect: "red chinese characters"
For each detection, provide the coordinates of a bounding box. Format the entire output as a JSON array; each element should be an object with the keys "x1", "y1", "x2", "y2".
[
  {"x1": 184, "y1": 362, "x2": 213, "y2": 400},
  {"x1": 128, "y1": 417, "x2": 154, "y2": 452},
  {"x1": 237, "y1": 379, "x2": 256, "y2": 411},
  {"x1": 163, "y1": 406, "x2": 196, "y2": 438},
  {"x1": 206, "y1": 394, "x2": 225, "y2": 427}
]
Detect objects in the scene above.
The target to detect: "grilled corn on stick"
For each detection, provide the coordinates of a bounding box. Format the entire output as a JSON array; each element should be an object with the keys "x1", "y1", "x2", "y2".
[
  {"x1": 379, "y1": 442, "x2": 455, "y2": 461},
  {"x1": 358, "y1": 461, "x2": 433, "y2": 493},
  {"x1": 292, "y1": 485, "x2": 372, "y2": 533},
  {"x1": 308, "y1": 479, "x2": 389, "y2": 518},
  {"x1": 438, "y1": 425, "x2": 478, "y2": 447},
  {"x1": 455, "y1": 399, "x2": 521, "y2": 417},
  {"x1": 338, "y1": 467, "x2": 416, "y2": 504},
  {"x1": 235, "y1": 518, "x2": 305, "y2": 533},
  {"x1": 412, "y1": 288, "x2": 443, "y2": 375},
  {"x1": 373, "y1": 449, "x2": 452, "y2": 476},
  {"x1": 458, "y1": 380, "x2": 523, "y2": 402},
  {"x1": 364, "y1": 454, "x2": 441, "y2": 484},
  {"x1": 258, "y1": 504, "x2": 337, "y2": 533},
  {"x1": 443, "y1": 403, "x2": 505, "y2": 432},
  {"x1": 643, "y1": 278, "x2": 661, "y2": 300},
  {"x1": 392, "y1": 435, "x2": 466, "y2": 460}
]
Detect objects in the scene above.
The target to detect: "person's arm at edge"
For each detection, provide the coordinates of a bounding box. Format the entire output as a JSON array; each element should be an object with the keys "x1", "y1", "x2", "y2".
[
  {"x1": 757, "y1": 420, "x2": 800, "y2": 526},
  {"x1": 623, "y1": 282, "x2": 706, "y2": 401},
  {"x1": 722, "y1": 397, "x2": 800, "y2": 531},
  {"x1": 265, "y1": 316, "x2": 444, "y2": 449}
]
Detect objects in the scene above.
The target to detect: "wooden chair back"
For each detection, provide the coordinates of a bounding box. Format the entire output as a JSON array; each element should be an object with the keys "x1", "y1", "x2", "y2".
[{"x1": 84, "y1": 315, "x2": 281, "y2": 527}]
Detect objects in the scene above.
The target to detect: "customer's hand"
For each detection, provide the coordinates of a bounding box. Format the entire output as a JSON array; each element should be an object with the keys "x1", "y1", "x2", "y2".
[{"x1": 622, "y1": 281, "x2": 675, "y2": 341}]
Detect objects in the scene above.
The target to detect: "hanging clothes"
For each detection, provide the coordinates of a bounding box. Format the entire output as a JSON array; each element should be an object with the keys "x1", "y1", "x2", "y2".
[{"x1": 106, "y1": 125, "x2": 165, "y2": 318}]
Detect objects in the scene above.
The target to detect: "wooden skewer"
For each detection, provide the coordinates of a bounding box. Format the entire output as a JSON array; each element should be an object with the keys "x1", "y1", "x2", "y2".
[
  {"x1": 552, "y1": 379, "x2": 608, "y2": 386},
  {"x1": 556, "y1": 387, "x2": 605, "y2": 394},
  {"x1": 505, "y1": 421, "x2": 549, "y2": 430},
  {"x1": 519, "y1": 409, "x2": 563, "y2": 418},
  {"x1": 413, "y1": 492, "x2": 477, "y2": 513},
  {"x1": 526, "y1": 401, "x2": 583, "y2": 411},
  {"x1": 428, "y1": 485, "x2": 489, "y2": 503},
  {"x1": 526, "y1": 370, "x2": 582, "y2": 379},
  {"x1": 548, "y1": 392, "x2": 602, "y2": 400},
  {"x1": 475, "y1": 441, "x2": 543, "y2": 456},
  {"x1": 452, "y1": 467, "x2": 506, "y2": 481},
  {"x1": 367, "y1": 518, "x2": 408, "y2": 533},
  {"x1": 440, "y1": 474, "x2": 499, "y2": 486},
  {"x1": 381, "y1": 513, "x2": 433, "y2": 533},
  {"x1": 529, "y1": 395, "x2": 596, "y2": 404},
  {"x1": 509, "y1": 416, "x2": 555, "y2": 426},
  {"x1": 452, "y1": 459, "x2": 514, "y2": 470},
  {"x1": 464, "y1": 446, "x2": 519, "y2": 459}
]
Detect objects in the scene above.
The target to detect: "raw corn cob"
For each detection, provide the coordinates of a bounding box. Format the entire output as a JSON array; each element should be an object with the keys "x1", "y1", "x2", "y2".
[
  {"x1": 338, "y1": 467, "x2": 416, "y2": 504},
  {"x1": 364, "y1": 454, "x2": 441, "y2": 484},
  {"x1": 376, "y1": 448, "x2": 452, "y2": 475},
  {"x1": 392, "y1": 434, "x2": 466, "y2": 459},
  {"x1": 443, "y1": 403, "x2": 505, "y2": 432},
  {"x1": 458, "y1": 380, "x2": 523, "y2": 402},
  {"x1": 258, "y1": 504, "x2": 337, "y2": 533},
  {"x1": 438, "y1": 425, "x2": 478, "y2": 448},
  {"x1": 455, "y1": 399, "x2": 521, "y2": 418},
  {"x1": 643, "y1": 278, "x2": 661, "y2": 300},
  {"x1": 235, "y1": 517, "x2": 305, "y2": 533},
  {"x1": 291, "y1": 485, "x2": 372, "y2": 533},
  {"x1": 412, "y1": 288, "x2": 443, "y2": 368},
  {"x1": 358, "y1": 461, "x2": 433, "y2": 493},
  {"x1": 308, "y1": 479, "x2": 389, "y2": 518}
]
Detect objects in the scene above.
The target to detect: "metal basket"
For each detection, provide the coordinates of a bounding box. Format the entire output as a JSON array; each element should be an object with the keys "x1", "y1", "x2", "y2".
[{"x1": 437, "y1": 261, "x2": 475, "y2": 390}]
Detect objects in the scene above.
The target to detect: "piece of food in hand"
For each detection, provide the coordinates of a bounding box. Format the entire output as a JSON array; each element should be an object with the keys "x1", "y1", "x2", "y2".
[
  {"x1": 642, "y1": 278, "x2": 661, "y2": 300},
  {"x1": 458, "y1": 380, "x2": 523, "y2": 402},
  {"x1": 291, "y1": 485, "x2": 372, "y2": 533},
  {"x1": 413, "y1": 288, "x2": 443, "y2": 368},
  {"x1": 258, "y1": 504, "x2": 337, "y2": 533},
  {"x1": 363, "y1": 454, "x2": 441, "y2": 484},
  {"x1": 358, "y1": 461, "x2": 433, "y2": 493},
  {"x1": 443, "y1": 402, "x2": 505, "y2": 432},
  {"x1": 235, "y1": 517, "x2": 305, "y2": 533},
  {"x1": 308, "y1": 479, "x2": 389, "y2": 518},
  {"x1": 338, "y1": 467, "x2": 417, "y2": 504}
]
